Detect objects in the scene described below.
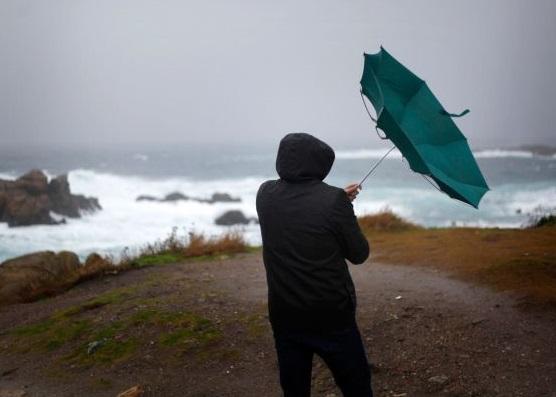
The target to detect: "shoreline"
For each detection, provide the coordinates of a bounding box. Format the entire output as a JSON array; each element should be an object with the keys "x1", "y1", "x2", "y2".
[{"x1": 2, "y1": 217, "x2": 555, "y2": 308}]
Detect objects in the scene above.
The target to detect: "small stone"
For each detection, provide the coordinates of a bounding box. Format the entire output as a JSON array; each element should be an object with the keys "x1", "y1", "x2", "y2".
[
  {"x1": 116, "y1": 385, "x2": 144, "y2": 397},
  {"x1": 87, "y1": 340, "x2": 105, "y2": 355},
  {"x1": 428, "y1": 375, "x2": 449, "y2": 385}
]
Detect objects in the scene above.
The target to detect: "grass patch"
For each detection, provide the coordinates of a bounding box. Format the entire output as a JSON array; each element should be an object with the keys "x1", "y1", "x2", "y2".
[
  {"x1": 9, "y1": 286, "x2": 139, "y2": 353},
  {"x1": 11, "y1": 318, "x2": 56, "y2": 337},
  {"x1": 130, "y1": 309, "x2": 220, "y2": 349},
  {"x1": 66, "y1": 336, "x2": 140, "y2": 366},
  {"x1": 361, "y1": 214, "x2": 556, "y2": 307},
  {"x1": 132, "y1": 252, "x2": 184, "y2": 268},
  {"x1": 9, "y1": 293, "x2": 221, "y2": 368},
  {"x1": 11, "y1": 317, "x2": 92, "y2": 353},
  {"x1": 63, "y1": 308, "x2": 220, "y2": 367},
  {"x1": 55, "y1": 286, "x2": 138, "y2": 317}
]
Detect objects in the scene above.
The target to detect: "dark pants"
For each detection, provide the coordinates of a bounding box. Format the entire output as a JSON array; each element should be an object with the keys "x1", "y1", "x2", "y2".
[{"x1": 273, "y1": 322, "x2": 373, "y2": 397}]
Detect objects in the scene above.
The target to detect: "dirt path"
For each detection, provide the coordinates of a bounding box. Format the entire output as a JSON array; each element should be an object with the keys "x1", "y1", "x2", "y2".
[{"x1": 1, "y1": 253, "x2": 555, "y2": 397}]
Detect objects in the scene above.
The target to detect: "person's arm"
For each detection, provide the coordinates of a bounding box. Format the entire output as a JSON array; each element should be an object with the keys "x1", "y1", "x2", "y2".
[{"x1": 330, "y1": 189, "x2": 370, "y2": 264}]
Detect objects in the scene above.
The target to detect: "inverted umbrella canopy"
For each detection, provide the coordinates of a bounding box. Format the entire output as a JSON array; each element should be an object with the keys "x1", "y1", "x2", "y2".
[{"x1": 360, "y1": 46, "x2": 489, "y2": 208}]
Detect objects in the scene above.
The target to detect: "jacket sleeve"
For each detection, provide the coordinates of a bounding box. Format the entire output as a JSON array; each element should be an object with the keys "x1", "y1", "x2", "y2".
[{"x1": 330, "y1": 190, "x2": 370, "y2": 264}]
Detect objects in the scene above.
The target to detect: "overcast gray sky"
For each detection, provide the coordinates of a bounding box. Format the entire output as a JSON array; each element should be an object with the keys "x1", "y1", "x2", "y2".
[{"x1": 1, "y1": 0, "x2": 555, "y2": 149}]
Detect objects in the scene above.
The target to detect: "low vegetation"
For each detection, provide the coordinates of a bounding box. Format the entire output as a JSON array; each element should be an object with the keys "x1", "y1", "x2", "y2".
[
  {"x1": 7, "y1": 285, "x2": 221, "y2": 368},
  {"x1": 0, "y1": 227, "x2": 250, "y2": 306},
  {"x1": 526, "y1": 206, "x2": 556, "y2": 228},
  {"x1": 360, "y1": 210, "x2": 556, "y2": 307},
  {"x1": 358, "y1": 208, "x2": 420, "y2": 232},
  {"x1": 117, "y1": 228, "x2": 249, "y2": 269}
]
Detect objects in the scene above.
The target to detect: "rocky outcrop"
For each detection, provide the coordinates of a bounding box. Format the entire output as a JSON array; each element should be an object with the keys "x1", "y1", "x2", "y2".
[
  {"x1": 136, "y1": 191, "x2": 241, "y2": 204},
  {"x1": 214, "y1": 210, "x2": 257, "y2": 226},
  {"x1": 79, "y1": 252, "x2": 113, "y2": 280},
  {"x1": 48, "y1": 174, "x2": 100, "y2": 217},
  {"x1": 203, "y1": 193, "x2": 241, "y2": 204},
  {"x1": 136, "y1": 195, "x2": 158, "y2": 202},
  {"x1": 0, "y1": 169, "x2": 101, "y2": 227},
  {"x1": 162, "y1": 192, "x2": 189, "y2": 202},
  {"x1": 0, "y1": 251, "x2": 114, "y2": 305},
  {"x1": 0, "y1": 251, "x2": 81, "y2": 304}
]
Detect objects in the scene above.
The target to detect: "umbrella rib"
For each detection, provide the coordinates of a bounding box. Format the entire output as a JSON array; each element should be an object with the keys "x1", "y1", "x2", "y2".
[{"x1": 360, "y1": 91, "x2": 388, "y2": 140}]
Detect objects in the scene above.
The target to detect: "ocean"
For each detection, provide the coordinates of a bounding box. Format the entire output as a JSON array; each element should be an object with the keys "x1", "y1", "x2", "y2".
[{"x1": 1, "y1": 143, "x2": 555, "y2": 263}]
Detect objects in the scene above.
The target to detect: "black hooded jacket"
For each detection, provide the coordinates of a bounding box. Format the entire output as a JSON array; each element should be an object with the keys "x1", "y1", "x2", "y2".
[{"x1": 256, "y1": 133, "x2": 370, "y2": 333}]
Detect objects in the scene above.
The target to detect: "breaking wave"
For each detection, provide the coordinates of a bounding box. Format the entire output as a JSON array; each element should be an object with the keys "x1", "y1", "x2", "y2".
[{"x1": 1, "y1": 163, "x2": 554, "y2": 262}]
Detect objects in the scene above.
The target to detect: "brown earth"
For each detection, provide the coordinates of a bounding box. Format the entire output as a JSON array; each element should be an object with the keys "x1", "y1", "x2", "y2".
[
  {"x1": 0, "y1": 252, "x2": 555, "y2": 397},
  {"x1": 361, "y1": 226, "x2": 556, "y2": 308}
]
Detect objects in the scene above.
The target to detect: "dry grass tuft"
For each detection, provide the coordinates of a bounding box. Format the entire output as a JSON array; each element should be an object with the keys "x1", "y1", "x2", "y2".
[
  {"x1": 183, "y1": 231, "x2": 247, "y2": 258},
  {"x1": 117, "y1": 227, "x2": 249, "y2": 269},
  {"x1": 358, "y1": 208, "x2": 420, "y2": 233}
]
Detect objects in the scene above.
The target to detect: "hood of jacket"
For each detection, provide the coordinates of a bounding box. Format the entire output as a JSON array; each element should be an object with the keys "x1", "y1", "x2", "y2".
[{"x1": 275, "y1": 133, "x2": 335, "y2": 182}]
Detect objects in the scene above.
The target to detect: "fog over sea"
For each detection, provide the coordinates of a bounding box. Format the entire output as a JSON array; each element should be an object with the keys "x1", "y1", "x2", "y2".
[{"x1": 1, "y1": 143, "x2": 555, "y2": 263}]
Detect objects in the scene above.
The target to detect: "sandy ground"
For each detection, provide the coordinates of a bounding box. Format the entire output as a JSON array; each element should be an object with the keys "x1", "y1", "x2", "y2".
[{"x1": 0, "y1": 252, "x2": 555, "y2": 397}]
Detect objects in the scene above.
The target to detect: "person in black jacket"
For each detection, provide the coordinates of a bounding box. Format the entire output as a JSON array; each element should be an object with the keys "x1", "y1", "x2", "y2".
[{"x1": 256, "y1": 133, "x2": 373, "y2": 397}]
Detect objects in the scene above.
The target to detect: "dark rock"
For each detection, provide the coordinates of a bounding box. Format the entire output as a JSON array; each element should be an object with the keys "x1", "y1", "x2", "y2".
[
  {"x1": 14, "y1": 169, "x2": 48, "y2": 195},
  {"x1": 2, "y1": 189, "x2": 54, "y2": 226},
  {"x1": 79, "y1": 252, "x2": 113, "y2": 280},
  {"x1": 206, "y1": 192, "x2": 241, "y2": 203},
  {"x1": 0, "y1": 170, "x2": 101, "y2": 227},
  {"x1": 48, "y1": 174, "x2": 101, "y2": 217},
  {"x1": 162, "y1": 192, "x2": 189, "y2": 202},
  {"x1": 136, "y1": 195, "x2": 158, "y2": 202},
  {"x1": 72, "y1": 194, "x2": 101, "y2": 213},
  {"x1": 137, "y1": 191, "x2": 241, "y2": 204},
  {"x1": 0, "y1": 251, "x2": 81, "y2": 304},
  {"x1": 215, "y1": 210, "x2": 255, "y2": 226}
]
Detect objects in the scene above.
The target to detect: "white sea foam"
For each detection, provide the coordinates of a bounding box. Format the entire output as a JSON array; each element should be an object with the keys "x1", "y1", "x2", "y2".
[
  {"x1": 500, "y1": 186, "x2": 556, "y2": 214},
  {"x1": 473, "y1": 149, "x2": 535, "y2": 159},
  {"x1": 0, "y1": 169, "x2": 266, "y2": 262},
  {"x1": 0, "y1": 171, "x2": 18, "y2": 180}
]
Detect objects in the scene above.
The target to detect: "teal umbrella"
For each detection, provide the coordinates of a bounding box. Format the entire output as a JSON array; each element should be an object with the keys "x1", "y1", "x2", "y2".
[{"x1": 359, "y1": 46, "x2": 489, "y2": 208}]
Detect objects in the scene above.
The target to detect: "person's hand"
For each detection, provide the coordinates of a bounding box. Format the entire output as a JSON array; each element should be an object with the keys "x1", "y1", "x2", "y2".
[{"x1": 344, "y1": 183, "x2": 361, "y2": 202}]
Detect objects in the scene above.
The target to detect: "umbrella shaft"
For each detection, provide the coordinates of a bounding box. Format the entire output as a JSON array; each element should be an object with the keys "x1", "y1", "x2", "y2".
[{"x1": 359, "y1": 145, "x2": 396, "y2": 187}]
